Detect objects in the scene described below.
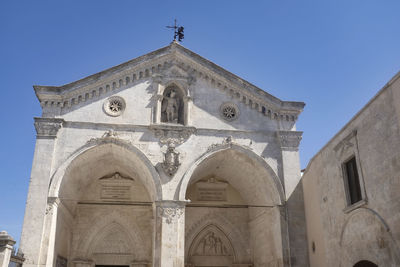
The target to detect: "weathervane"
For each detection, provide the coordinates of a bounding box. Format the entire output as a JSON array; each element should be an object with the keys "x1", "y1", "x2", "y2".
[{"x1": 166, "y1": 19, "x2": 184, "y2": 42}]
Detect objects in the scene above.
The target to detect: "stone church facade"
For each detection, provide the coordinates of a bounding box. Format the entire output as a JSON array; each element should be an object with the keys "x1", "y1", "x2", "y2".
[{"x1": 19, "y1": 42, "x2": 308, "y2": 267}]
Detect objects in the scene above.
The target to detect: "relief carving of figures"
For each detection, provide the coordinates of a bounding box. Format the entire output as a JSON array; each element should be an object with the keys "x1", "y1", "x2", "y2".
[
  {"x1": 195, "y1": 231, "x2": 229, "y2": 256},
  {"x1": 161, "y1": 87, "x2": 183, "y2": 124}
]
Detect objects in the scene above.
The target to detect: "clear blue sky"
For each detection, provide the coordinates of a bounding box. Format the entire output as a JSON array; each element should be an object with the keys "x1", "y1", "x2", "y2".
[{"x1": 1, "y1": 1, "x2": 400, "y2": 245}]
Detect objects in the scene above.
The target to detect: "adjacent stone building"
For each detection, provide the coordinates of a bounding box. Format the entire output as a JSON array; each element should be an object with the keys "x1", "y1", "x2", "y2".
[
  {"x1": 302, "y1": 71, "x2": 400, "y2": 267},
  {"x1": 20, "y1": 42, "x2": 308, "y2": 267}
]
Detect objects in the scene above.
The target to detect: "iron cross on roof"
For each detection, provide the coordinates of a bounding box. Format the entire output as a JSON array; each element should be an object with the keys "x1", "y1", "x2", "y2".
[{"x1": 166, "y1": 19, "x2": 184, "y2": 42}]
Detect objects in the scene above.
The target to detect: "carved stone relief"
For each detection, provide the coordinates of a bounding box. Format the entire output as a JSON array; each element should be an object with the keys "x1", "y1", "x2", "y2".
[
  {"x1": 150, "y1": 125, "x2": 196, "y2": 145},
  {"x1": 150, "y1": 125, "x2": 196, "y2": 176},
  {"x1": 157, "y1": 201, "x2": 186, "y2": 224},
  {"x1": 103, "y1": 96, "x2": 126, "y2": 117},
  {"x1": 193, "y1": 231, "x2": 229, "y2": 256},
  {"x1": 162, "y1": 142, "x2": 181, "y2": 176}
]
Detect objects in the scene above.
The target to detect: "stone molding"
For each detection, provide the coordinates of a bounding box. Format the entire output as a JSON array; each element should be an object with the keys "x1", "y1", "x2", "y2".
[
  {"x1": 333, "y1": 130, "x2": 357, "y2": 158},
  {"x1": 34, "y1": 117, "x2": 64, "y2": 138},
  {"x1": 155, "y1": 200, "x2": 187, "y2": 224},
  {"x1": 34, "y1": 43, "x2": 303, "y2": 121},
  {"x1": 276, "y1": 131, "x2": 303, "y2": 150}
]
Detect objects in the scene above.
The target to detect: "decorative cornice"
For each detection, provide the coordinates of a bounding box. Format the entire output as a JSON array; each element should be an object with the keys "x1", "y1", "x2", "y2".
[
  {"x1": 34, "y1": 117, "x2": 64, "y2": 138},
  {"x1": 276, "y1": 131, "x2": 303, "y2": 150},
  {"x1": 34, "y1": 43, "x2": 304, "y2": 122}
]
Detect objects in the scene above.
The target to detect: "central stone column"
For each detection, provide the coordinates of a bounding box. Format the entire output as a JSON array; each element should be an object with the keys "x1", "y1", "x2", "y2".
[{"x1": 153, "y1": 200, "x2": 186, "y2": 267}]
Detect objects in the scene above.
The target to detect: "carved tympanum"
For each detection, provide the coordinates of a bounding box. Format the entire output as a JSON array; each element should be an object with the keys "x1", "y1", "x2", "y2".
[{"x1": 194, "y1": 231, "x2": 229, "y2": 256}]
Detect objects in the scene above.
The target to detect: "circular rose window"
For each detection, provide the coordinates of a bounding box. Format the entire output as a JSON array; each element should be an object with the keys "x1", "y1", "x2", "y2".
[
  {"x1": 220, "y1": 102, "x2": 239, "y2": 121},
  {"x1": 103, "y1": 96, "x2": 126, "y2": 117}
]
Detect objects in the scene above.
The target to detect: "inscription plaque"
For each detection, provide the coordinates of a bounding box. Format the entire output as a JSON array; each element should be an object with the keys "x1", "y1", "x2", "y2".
[
  {"x1": 101, "y1": 185, "x2": 131, "y2": 200},
  {"x1": 196, "y1": 178, "x2": 228, "y2": 202},
  {"x1": 98, "y1": 172, "x2": 134, "y2": 201}
]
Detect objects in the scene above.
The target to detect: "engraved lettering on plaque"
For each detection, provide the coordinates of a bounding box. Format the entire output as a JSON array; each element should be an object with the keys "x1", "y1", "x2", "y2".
[
  {"x1": 98, "y1": 172, "x2": 134, "y2": 201},
  {"x1": 101, "y1": 185, "x2": 131, "y2": 200},
  {"x1": 195, "y1": 177, "x2": 228, "y2": 202}
]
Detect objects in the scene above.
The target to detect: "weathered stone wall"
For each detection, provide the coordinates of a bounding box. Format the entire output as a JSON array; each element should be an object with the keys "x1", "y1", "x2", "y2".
[{"x1": 303, "y1": 72, "x2": 400, "y2": 267}]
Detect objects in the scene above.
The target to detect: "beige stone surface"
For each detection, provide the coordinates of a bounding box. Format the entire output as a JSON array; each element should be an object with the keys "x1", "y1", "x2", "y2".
[{"x1": 302, "y1": 71, "x2": 400, "y2": 267}]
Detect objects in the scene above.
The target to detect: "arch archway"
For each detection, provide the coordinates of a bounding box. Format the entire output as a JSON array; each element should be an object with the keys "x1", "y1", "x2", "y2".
[
  {"x1": 182, "y1": 145, "x2": 286, "y2": 266},
  {"x1": 49, "y1": 138, "x2": 162, "y2": 202},
  {"x1": 339, "y1": 208, "x2": 400, "y2": 266},
  {"x1": 48, "y1": 139, "x2": 159, "y2": 266},
  {"x1": 178, "y1": 143, "x2": 284, "y2": 205}
]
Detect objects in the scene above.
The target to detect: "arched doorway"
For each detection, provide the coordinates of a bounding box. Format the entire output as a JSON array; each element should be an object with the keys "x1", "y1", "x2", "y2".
[
  {"x1": 354, "y1": 260, "x2": 378, "y2": 267},
  {"x1": 183, "y1": 146, "x2": 285, "y2": 266},
  {"x1": 48, "y1": 141, "x2": 161, "y2": 267}
]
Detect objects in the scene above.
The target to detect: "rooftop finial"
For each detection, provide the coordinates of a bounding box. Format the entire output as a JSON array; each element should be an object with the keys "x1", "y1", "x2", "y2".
[{"x1": 166, "y1": 19, "x2": 184, "y2": 42}]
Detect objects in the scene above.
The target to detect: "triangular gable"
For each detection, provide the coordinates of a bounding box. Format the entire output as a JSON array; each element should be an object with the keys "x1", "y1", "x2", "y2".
[{"x1": 34, "y1": 42, "x2": 304, "y2": 121}]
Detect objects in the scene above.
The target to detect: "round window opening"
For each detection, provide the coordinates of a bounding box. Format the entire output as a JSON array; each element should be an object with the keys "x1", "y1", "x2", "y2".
[
  {"x1": 103, "y1": 96, "x2": 126, "y2": 117},
  {"x1": 220, "y1": 103, "x2": 239, "y2": 121}
]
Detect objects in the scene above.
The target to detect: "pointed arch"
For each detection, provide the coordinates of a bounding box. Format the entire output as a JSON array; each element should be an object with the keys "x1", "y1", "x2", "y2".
[
  {"x1": 177, "y1": 143, "x2": 285, "y2": 205},
  {"x1": 76, "y1": 210, "x2": 148, "y2": 260},
  {"x1": 48, "y1": 137, "x2": 162, "y2": 202},
  {"x1": 185, "y1": 211, "x2": 248, "y2": 262}
]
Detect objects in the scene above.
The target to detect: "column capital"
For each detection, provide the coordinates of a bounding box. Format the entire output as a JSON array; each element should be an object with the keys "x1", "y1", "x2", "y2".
[
  {"x1": 155, "y1": 200, "x2": 188, "y2": 224},
  {"x1": 34, "y1": 117, "x2": 64, "y2": 139},
  {"x1": 276, "y1": 131, "x2": 303, "y2": 151},
  {"x1": 0, "y1": 231, "x2": 16, "y2": 248}
]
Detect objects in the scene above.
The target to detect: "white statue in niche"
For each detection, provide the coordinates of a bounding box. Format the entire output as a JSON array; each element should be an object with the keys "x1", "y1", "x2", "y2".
[{"x1": 161, "y1": 87, "x2": 183, "y2": 124}]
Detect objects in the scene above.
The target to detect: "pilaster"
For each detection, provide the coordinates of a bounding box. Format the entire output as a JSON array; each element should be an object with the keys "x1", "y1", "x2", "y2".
[
  {"x1": 153, "y1": 200, "x2": 187, "y2": 267},
  {"x1": 19, "y1": 118, "x2": 64, "y2": 267},
  {"x1": 276, "y1": 131, "x2": 310, "y2": 266},
  {"x1": 276, "y1": 130, "x2": 302, "y2": 199}
]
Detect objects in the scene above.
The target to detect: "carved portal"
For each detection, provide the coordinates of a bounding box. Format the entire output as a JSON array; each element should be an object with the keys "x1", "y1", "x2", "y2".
[{"x1": 161, "y1": 86, "x2": 184, "y2": 124}]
